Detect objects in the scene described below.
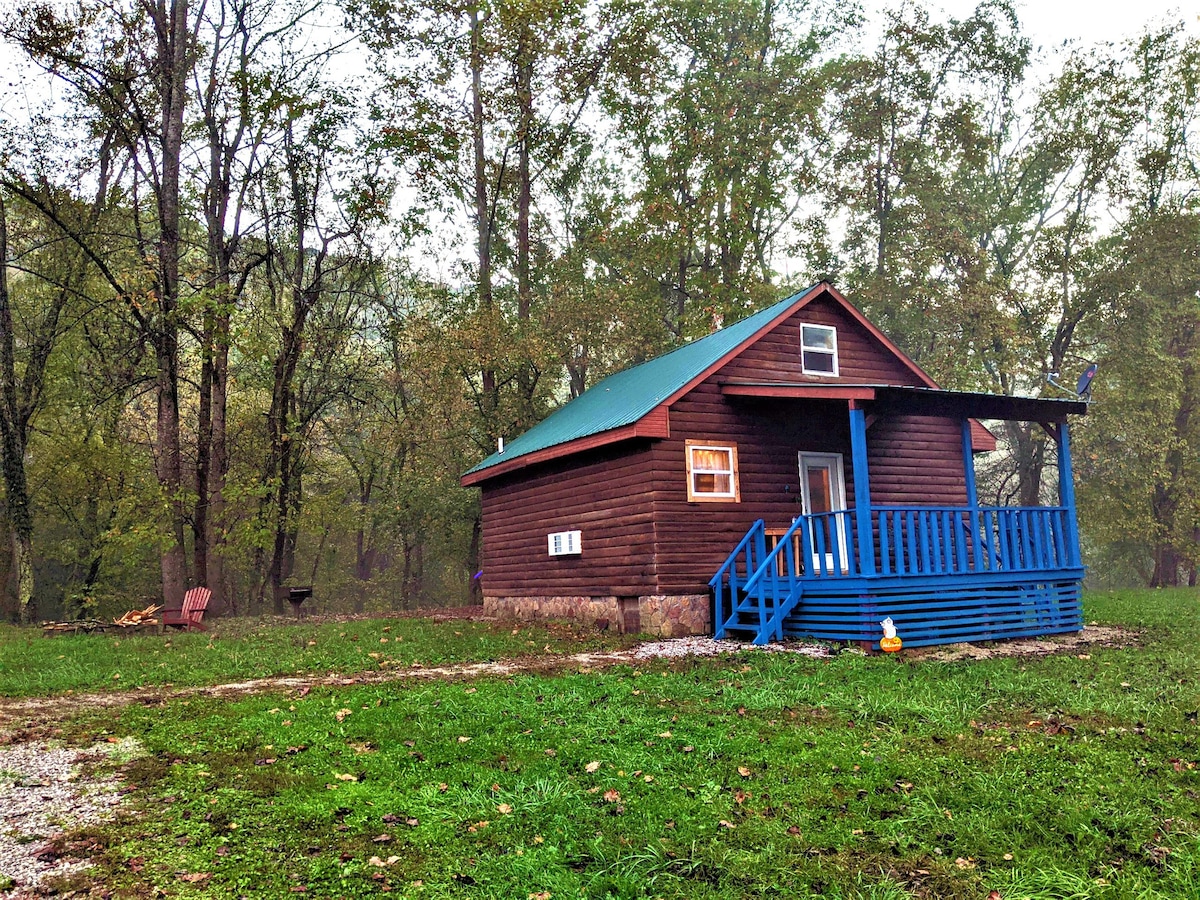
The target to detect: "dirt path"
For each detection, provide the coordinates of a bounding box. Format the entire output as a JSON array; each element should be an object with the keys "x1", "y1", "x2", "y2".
[{"x1": 0, "y1": 626, "x2": 1134, "y2": 738}]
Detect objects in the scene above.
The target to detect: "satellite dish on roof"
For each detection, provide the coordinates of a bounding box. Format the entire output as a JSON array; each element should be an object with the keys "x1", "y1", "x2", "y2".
[
  {"x1": 1075, "y1": 363, "x2": 1098, "y2": 400},
  {"x1": 1047, "y1": 362, "x2": 1098, "y2": 402}
]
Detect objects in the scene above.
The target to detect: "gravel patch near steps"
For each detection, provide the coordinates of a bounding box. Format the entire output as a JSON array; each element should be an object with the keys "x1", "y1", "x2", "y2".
[
  {"x1": 0, "y1": 739, "x2": 135, "y2": 898},
  {"x1": 631, "y1": 636, "x2": 831, "y2": 659}
]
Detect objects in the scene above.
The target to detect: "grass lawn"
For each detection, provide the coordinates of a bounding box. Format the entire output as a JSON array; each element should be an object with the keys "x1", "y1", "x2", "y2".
[
  {"x1": 0, "y1": 615, "x2": 635, "y2": 698},
  {"x1": 8, "y1": 590, "x2": 1200, "y2": 898}
]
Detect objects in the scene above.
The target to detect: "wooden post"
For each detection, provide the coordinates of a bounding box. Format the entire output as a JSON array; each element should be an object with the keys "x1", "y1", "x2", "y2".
[
  {"x1": 1056, "y1": 420, "x2": 1081, "y2": 567},
  {"x1": 849, "y1": 405, "x2": 875, "y2": 576},
  {"x1": 960, "y1": 419, "x2": 978, "y2": 507},
  {"x1": 961, "y1": 418, "x2": 984, "y2": 573}
]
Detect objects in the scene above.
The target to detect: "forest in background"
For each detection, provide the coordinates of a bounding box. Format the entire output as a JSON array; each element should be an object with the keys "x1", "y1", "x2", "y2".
[{"x1": 0, "y1": 0, "x2": 1196, "y2": 622}]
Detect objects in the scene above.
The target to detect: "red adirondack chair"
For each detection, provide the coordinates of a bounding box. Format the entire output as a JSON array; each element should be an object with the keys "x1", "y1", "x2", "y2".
[{"x1": 162, "y1": 587, "x2": 212, "y2": 631}]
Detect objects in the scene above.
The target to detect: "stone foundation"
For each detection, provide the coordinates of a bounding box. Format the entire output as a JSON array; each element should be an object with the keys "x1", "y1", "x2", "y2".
[{"x1": 484, "y1": 594, "x2": 710, "y2": 637}]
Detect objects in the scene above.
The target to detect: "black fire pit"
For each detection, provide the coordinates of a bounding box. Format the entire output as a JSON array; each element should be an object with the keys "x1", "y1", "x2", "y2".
[{"x1": 287, "y1": 586, "x2": 314, "y2": 617}]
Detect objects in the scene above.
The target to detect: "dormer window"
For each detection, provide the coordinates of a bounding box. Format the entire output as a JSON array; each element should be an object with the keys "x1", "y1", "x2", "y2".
[{"x1": 801, "y1": 324, "x2": 838, "y2": 376}]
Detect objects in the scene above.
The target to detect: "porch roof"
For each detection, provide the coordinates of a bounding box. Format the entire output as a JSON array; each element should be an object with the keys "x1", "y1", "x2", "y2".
[{"x1": 719, "y1": 381, "x2": 1088, "y2": 422}]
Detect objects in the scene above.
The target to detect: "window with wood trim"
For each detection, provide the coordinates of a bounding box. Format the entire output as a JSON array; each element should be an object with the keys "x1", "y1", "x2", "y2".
[
  {"x1": 686, "y1": 441, "x2": 740, "y2": 502},
  {"x1": 801, "y1": 323, "x2": 839, "y2": 376}
]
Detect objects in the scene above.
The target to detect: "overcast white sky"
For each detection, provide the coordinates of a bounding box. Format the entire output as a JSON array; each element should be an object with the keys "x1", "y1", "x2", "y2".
[
  {"x1": 3, "y1": 1, "x2": 1196, "y2": 94},
  {"x1": 941, "y1": 0, "x2": 1198, "y2": 47}
]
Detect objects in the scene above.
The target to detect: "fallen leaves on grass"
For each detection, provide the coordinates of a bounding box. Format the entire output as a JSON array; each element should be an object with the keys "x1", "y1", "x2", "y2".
[
  {"x1": 954, "y1": 857, "x2": 976, "y2": 869},
  {"x1": 458, "y1": 735, "x2": 472, "y2": 743},
  {"x1": 602, "y1": 789, "x2": 621, "y2": 803},
  {"x1": 585, "y1": 761, "x2": 601, "y2": 773},
  {"x1": 334, "y1": 773, "x2": 358, "y2": 782},
  {"x1": 369, "y1": 855, "x2": 401, "y2": 867},
  {"x1": 179, "y1": 872, "x2": 211, "y2": 883},
  {"x1": 373, "y1": 834, "x2": 393, "y2": 844},
  {"x1": 737, "y1": 766, "x2": 751, "y2": 778},
  {"x1": 498, "y1": 803, "x2": 513, "y2": 814},
  {"x1": 335, "y1": 708, "x2": 352, "y2": 722}
]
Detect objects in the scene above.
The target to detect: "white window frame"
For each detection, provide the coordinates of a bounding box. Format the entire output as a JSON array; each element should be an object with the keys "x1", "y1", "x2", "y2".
[
  {"x1": 686, "y1": 441, "x2": 740, "y2": 502},
  {"x1": 800, "y1": 323, "x2": 839, "y2": 377},
  {"x1": 547, "y1": 530, "x2": 582, "y2": 556}
]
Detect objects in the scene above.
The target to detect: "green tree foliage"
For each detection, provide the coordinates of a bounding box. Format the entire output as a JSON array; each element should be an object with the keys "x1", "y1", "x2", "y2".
[
  {"x1": 602, "y1": 0, "x2": 840, "y2": 339},
  {"x1": 1076, "y1": 25, "x2": 1200, "y2": 586},
  {"x1": 1, "y1": 0, "x2": 1199, "y2": 617}
]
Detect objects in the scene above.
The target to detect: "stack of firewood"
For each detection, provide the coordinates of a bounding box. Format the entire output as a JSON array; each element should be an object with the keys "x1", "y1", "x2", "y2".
[
  {"x1": 42, "y1": 619, "x2": 107, "y2": 635},
  {"x1": 113, "y1": 604, "x2": 162, "y2": 627}
]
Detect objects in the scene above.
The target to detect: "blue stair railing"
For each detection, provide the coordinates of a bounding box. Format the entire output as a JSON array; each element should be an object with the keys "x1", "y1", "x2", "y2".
[
  {"x1": 710, "y1": 520, "x2": 766, "y2": 639},
  {"x1": 713, "y1": 515, "x2": 821, "y2": 644}
]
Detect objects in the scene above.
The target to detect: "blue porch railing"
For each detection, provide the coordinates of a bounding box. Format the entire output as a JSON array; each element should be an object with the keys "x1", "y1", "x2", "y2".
[
  {"x1": 874, "y1": 506, "x2": 1078, "y2": 577},
  {"x1": 712, "y1": 505, "x2": 1083, "y2": 645}
]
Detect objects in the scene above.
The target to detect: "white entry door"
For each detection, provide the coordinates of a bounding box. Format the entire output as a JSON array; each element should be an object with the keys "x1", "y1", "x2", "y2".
[{"x1": 798, "y1": 452, "x2": 849, "y2": 573}]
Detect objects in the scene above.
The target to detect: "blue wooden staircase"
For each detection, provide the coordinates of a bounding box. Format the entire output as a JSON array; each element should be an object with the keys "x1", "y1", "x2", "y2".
[{"x1": 709, "y1": 519, "x2": 807, "y2": 645}]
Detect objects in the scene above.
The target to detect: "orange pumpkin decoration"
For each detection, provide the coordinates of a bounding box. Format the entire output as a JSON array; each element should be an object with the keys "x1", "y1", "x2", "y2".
[{"x1": 880, "y1": 635, "x2": 903, "y2": 652}]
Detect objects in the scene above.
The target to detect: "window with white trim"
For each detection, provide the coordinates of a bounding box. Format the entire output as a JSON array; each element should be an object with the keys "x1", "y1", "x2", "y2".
[
  {"x1": 686, "y1": 441, "x2": 740, "y2": 502},
  {"x1": 801, "y1": 323, "x2": 839, "y2": 376}
]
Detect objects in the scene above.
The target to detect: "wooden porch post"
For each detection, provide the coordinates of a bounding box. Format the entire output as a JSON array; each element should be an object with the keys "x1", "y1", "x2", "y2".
[
  {"x1": 960, "y1": 419, "x2": 978, "y2": 507},
  {"x1": 1056, "y1": 420, "x2": 1081, "y2": 567},
  {"x1": 848, "y1": 404, "x2": 875, "y2": 576}
]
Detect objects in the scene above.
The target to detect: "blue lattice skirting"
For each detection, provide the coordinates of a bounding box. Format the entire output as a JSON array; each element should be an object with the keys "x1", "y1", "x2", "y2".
[{"x1": 780, "y1": 570, "x2": 1085, "y2": 649}]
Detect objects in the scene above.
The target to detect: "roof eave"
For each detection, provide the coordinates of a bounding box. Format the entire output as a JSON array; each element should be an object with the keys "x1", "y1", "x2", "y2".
[{"x1": 459, "y1": 406, "x2": 671, "y2": 487}]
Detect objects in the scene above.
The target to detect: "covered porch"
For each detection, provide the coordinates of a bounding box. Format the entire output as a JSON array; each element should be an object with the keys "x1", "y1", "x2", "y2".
[{"x1": 711, "y1": 384, "x2": 1088, "y2": 647}]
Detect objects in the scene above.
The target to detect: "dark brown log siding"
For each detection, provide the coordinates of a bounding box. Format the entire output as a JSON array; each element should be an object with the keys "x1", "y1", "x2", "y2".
[
  {"x1": 480, "y1": 441, "x2": 658, "y2": 597},
  {"x1": 651, "y1": 387, "x2": 855, "y2": 594},
  {"x1": 479, "y1": 292, "x2": 972, "y2": 600},
  {"x1": 867, "y1": 415, "x2": 970, "y2": 506},
  {"x1": 722, "y1": 292, "x2": 919, "y2": 385}
]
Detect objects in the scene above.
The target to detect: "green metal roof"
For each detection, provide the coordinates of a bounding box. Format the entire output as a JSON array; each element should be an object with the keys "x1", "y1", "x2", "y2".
[{"x1": 463, "y1": 285, "x2": 819, "y2": 479}]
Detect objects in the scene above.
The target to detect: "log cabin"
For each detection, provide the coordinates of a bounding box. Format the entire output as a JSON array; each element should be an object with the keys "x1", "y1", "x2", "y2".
[{"x1": 461, "y1": 282, "x2": 1087, "y2": 648}]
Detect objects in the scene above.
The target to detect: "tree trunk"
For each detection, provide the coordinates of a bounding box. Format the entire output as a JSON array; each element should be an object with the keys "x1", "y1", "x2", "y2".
[
  {"x1": 470, "y1": 5, "x2": 498, "y2": 434},
  {"x1": 156, "y1": 338, "x2": 187, "y2": 609},
  {"x1": 12, "y1": 532, "x2": 32, "y2": 624},
  {"x1": 515, "y1": 21, "x2": 535, "y2": 423},
  {"x1": 1004, "y1": 421, "x2": 1046, "y2": 507},
  {"x1": 0, "y1": 194, "x2": 35, "y2": 623},
  {"x1": 467, "y1": 513, "x2": 482, "y2": 605},
  {"x1": 153, "y1": 0, "x2": 191, "y2": 611},
  {"x1": 1151, "y1": 543, "x2": 1180, "y2": 587},
  {"x1": 194, "y1": 306, "x2": 213, "y2": 588},
  {"x1": 208, "y1": 305, "x2": 231, "y2": 613}
]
